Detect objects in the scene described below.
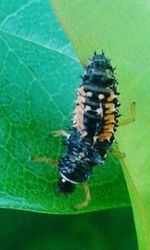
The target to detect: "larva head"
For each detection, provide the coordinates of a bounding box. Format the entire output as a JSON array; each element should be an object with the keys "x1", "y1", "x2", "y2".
[
  {"x1": 85, "y1": 51, "x2": 116, "y2": 86},
  {"x1": 58, "y1": 177, "x2": 76, "y2": 195}
]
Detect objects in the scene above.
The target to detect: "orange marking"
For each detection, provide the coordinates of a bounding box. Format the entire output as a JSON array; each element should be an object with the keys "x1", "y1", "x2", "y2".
[
  {"x1": 79, "y1": 85, "x2": 86, "y2": 96},
  {"x1": 107, "y1": 92, "x2": 117, "y2": 102},
  {"x1": 105, "y1": 103, "x2": 115, "y2": 109},
  {"x1": 105, "y1": 106, "x2": 115, "y2": 114},
  {"x1": 76, "y1": 95, "x2": 85, "y2": 108},
  {"x1": 103, "y1": 124, "x2": 114, "y2": 130},
  {"x1": 96, "y1": 91, "x2": 118, "y2": 142},
  {"x1": 77, "y1": 95, "x2": 85, "y2": 103},
  {"x1": 74, "y1": 98, "x2": 84, "y2": 130},
  {"x1": 105, "y1": 119, "x2": 115, "y2": 125},
  {"x1": 104, "y1": 114, "x2": 114, "y2": 121},
  {"x1": 74, "y1": 85, "x2": 90, "y2": 130}
]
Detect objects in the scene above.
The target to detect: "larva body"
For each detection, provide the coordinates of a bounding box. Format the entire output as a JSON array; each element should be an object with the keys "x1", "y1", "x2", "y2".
[{"x1": 58, "y1": 52, "x2": 120, "y2": 194}]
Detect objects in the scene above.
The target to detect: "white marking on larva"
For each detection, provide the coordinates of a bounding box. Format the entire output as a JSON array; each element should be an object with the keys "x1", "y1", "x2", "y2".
[
  {"x1": 79, "y1": 152, "x2": 85, "y2": 158},
  {"x1": 106, "y1": 69, "x2": 110, "y2": 74},
  {"x1": 96, "y1": 107, "x2": 103, "y2": 115},
  {"x1": 75, "y1": 106, "x2": 84, "y2": 114},
  {"x1": 93, "y1": 136, "x2": 98, "y2": 142},
  {"x1": 81, "y1": 131, "x2": 88, "y2": 137},
  {"x1": 84, "y1": 105, "x2": 91, "y2": 112},
  {"x1": 86, "y1": 91, "x2": 93, "y2": 97},
  {"x1": 61, "y1": 174, "x2": 79, "y2": 184},
  {"x1": 98, "y1": 94, "x2": 105, "y2": 100}
]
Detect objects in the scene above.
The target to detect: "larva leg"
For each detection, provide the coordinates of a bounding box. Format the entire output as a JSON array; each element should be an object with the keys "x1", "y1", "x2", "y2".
[
  {"x1": 31, "y1": 157, "x2": 58, "y2": 166},
  {"x1": 74, "y1": 182, "x2": 91, "y2": 210},
  {"x1": 108, "y1": 151, "x2": 125, "y2": 158},
  {"x1": 52, "y1": 130, "x2": 69, "y2": 138},
  {"x1": 119, "y1": 101, "x2": 136, "y2": 126}
]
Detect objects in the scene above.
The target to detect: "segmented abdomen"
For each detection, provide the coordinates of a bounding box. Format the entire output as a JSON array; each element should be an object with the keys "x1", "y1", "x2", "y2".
[{"x1": 73, "y1": 82, "x2": 120, "y2": 152}]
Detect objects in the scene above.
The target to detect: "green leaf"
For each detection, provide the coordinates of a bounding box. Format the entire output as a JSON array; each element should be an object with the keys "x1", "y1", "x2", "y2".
[
  {"x1": 52, "y1": 0, "x2": 150, "y2": 248},
  {"x1": 0, "y1": 0, "x2": 130, "y2": 215},
  {"x1": 0, "y1": 208, "x2": 138, "y2": 250}
]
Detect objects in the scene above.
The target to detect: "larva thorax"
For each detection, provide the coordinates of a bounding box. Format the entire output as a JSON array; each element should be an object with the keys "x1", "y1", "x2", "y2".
[{"x1": 85, "y1": 51, "x2": 115, "y2": 86}]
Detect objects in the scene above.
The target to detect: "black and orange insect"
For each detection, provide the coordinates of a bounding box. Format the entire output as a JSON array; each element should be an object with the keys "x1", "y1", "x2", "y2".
[{"x1": 32, "y1": 52, "x2": 136, "y2": 210}]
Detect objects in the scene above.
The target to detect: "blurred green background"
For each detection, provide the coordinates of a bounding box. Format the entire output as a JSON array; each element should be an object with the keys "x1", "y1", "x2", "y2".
[{"x1": 0, "y1": 207, "x2": 137, "y2": 250}]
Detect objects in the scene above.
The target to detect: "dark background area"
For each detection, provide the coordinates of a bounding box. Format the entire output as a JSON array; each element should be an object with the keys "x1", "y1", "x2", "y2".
[{"x1": 0, "y1": 207, "x2": 138, "y2": 250}]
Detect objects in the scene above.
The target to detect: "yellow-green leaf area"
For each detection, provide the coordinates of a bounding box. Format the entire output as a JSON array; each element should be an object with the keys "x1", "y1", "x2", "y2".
[{"x1": 52, "y1": 0, "x2": 150, "y2": 248}]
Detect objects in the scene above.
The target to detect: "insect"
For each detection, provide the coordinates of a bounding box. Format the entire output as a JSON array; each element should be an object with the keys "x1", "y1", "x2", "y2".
[{"x1": 32, "y1": 51, "x2": 136, "y2": 210}]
